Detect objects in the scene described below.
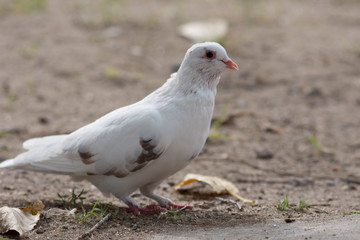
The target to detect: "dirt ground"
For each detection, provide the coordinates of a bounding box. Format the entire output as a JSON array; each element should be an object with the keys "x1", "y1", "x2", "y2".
[{"x1": 1, "y1": 0, "x2": 360, "y2": 239}]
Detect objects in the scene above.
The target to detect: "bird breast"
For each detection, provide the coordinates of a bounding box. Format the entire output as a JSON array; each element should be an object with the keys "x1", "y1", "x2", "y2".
[{"x1": 159, "y1": 90, "x2": 215, "y2": 168}]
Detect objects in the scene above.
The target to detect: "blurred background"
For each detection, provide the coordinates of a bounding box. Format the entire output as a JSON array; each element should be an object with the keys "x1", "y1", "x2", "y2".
[{"x1": 0, "y1": 0, "x2": 360, "y2": 237}]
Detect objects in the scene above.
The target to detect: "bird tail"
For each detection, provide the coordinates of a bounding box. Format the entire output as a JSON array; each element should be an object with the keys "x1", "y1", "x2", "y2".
[
  {"x1": 0, "y1": 134, "x2": 68, "y2": 171},
  {"x1": 0, "y1": 158, "x2": 17, "y2": 168},
  {"x1": 22, "y1": 134, "x2": 68, "y2": 150}
]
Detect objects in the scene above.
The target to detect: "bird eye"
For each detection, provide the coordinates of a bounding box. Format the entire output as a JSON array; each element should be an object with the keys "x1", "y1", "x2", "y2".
[{"x1": 205, "y1": 50, "x2": 216, "y2": 59}]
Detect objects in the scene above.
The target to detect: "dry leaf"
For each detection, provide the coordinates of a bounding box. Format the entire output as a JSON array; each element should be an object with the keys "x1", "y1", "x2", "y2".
[
  {"x1": 174, "y1": 173, "x2": 254, "y2": 203},
  {"x1": 20, "y1": 200, "x2": 45, "y2": 215},
  {"x1": 0, "y1": 201, "x2": 44, "y2": 236},
  {"x1": 0, "y1": 208, "x2": 40, "y2": 236}
]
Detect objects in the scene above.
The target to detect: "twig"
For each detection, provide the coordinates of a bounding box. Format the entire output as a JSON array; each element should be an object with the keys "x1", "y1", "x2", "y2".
[
  {"x1": 216, "y1": 197, "x2": 242, "y2": 211},
  {"x1": 289, "y1": 203, "x2": 330, "y2": 207},
  {"x1": 309, "y1": 207, "x2": 329, "y2": 214},
  {"x1": 168, "y1": 205, "x2": 188, "y2": 214},
  {"x1": 78, "y1": 213, "x2": 112, "y2": 239},
  {"x1": 158, "y1": 205, "x2": 188, "y2": 219},
  {"x1": 286, "y1": 203, "x2": 330, "y2": 213}
]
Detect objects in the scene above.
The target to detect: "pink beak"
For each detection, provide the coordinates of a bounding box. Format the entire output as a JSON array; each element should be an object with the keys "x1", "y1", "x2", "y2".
[{"x1": 222, "y1": 58, "x2": 239, "y2": 71}]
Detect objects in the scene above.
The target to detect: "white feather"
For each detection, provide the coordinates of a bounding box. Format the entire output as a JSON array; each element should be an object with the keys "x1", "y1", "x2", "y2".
[{"x1": 23, "y1": 135, "x2": 67, "y2": 150}]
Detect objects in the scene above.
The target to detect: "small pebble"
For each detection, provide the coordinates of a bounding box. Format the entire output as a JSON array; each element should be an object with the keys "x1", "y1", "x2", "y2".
[
  {"x1": 167, "y1": 182, "x2": 175, "y2": 187},
  {"x1": 305, "y1": 87, "x2": 322, "y2": 98},
  {"x1": 38, "y1": 116, "x2": 49, "y2": 125},
  {"x1": 131, "y1": 46, "x2": 142, "y2": 56},
  {"x1": 255, "y1": 149, "x2": 274, "y2": 159},
  {"x1": 104, "y1": 26, "x2": 122, "y2": 38},
  {"x1": 131, "y1": 225, "x2": 138, "y2": 231},
  {"x1": 326, "y1": 180, "x2": 335, "y2": 186},
  {"x1": 36, "y1": 227, "x2": 45, "y2": 234},
  {"x1": 284, "y1": 218, "x2": 295, "y2": 223},
  {"x1": 342, "y1": 185, "x2": 357, "y2": 191},
  {"x1": 62, "y1": 224, "x2": 70, "y2": 229},
  {"x1": 289, "y1": 178, "x2": 313, "y2": 187}
]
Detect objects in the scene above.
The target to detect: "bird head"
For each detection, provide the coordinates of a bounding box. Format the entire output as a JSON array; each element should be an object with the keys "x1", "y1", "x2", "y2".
[{"x1": 179, "y1": 42, "x2": 239, "y2": 78}]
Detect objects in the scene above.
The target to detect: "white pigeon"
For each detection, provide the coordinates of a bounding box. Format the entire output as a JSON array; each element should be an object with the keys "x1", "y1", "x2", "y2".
[{"x1": 0, "y1": 42, "x2": 238, "y2": 215}]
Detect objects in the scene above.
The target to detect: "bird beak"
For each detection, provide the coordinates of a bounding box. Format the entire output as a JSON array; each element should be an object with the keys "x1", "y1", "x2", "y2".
[{"x1": 222, "y1": 58, "x2": 239, "y2": 71}]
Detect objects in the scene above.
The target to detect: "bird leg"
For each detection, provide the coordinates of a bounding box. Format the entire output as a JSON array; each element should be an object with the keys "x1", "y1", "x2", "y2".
[
  {"x1": 140, "y1": 184, "x2": 193, "y2": 211},
  {"x1": 121, "y1": 183, "x2": 194, "y2": 215}
]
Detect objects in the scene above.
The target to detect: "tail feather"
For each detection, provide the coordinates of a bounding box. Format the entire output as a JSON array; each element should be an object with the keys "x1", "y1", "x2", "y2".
[
  {"x1": 23, "y1": 134, "x2": 67, "y2": 150},
  {"x1": 0, "y1": 158, "x2": 17, "y2": 168},
  {"x1": 0, "y1": 147, "x2": 58, "y2": 169},
  {"x1": 0, "y1": 148, "x2": 91, "y2": 176},
  {"x1": 0, "y1": 134, "x2": 90, "y2": 176}
]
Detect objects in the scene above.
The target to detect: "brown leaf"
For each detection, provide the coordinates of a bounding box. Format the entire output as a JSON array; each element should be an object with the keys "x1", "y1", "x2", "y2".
[
  {"x1": 174, "y1": 173, "x2": 254, "y2": 203},
  {"x1": 20, "y1": 200, "x2": 45, "y2": 215}
]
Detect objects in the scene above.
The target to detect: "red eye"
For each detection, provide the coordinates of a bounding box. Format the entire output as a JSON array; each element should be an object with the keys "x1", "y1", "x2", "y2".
[{"x1": 205, "y1": 50, "x2": 216, "y2": 59}]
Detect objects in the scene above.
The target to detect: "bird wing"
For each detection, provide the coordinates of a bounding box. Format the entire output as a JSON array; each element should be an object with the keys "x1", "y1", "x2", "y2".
[
  {"x1": 1, "y1": 104, "x2": 170, "y2": 177},
  {"x1": 65, "y1": 104, "x2": 169, "y2": 177}
]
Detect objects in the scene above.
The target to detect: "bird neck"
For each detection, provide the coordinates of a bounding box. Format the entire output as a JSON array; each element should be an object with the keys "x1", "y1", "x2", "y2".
[
  {"x1": 172, "y1": 66, "x2": 220, "y2": 95},
  {"x1": 143, "y1": 67, "x2": 220, "y2": 106}
]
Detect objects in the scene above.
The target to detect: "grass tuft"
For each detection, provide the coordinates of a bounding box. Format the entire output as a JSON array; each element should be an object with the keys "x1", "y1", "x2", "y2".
[
  {"x1": 307, "y1": 134, "x2": 324, "y2": 152},
  {"x1": 297, "y1": 199, "x2": 310, "y2": 210},
  {"x1": 56, "y1": 189, "x2": 117, "y2": 221},
  {"x1": 77, "y1": 199, "x2": 101, "y2": 221},
  {"x1": 4, "y1": 91, "x2": 17, "y2": 109},
  {"x1": 0, "y1": 0, "x2": 47, "y2": 14},
  {"x1": 277, "y1": 196, "x2": 289, "y2": 211},
  {"x1": 18, "y1": 44, "x2": 39, "y2": 58},
  {"x1": 103, "y1": 66, "x2": 120, "y2": 79},
  {"x1": 56, "y1": 189, "x2": 86, "y2": 209},
  {"x1": 14, "y1": 0, "x2": 47, "y2": 13},
  {"x1": 341, "y1": 210, "x2": 360, "y2": 215}
]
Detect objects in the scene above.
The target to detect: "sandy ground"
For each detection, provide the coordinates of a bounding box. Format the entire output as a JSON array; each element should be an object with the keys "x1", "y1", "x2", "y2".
[
  {"x1": 0, "y1": 0, "x2": 360, "y2": 239},
  {"x1": 154, "y1": 215, "x2": 360, "y2": 240}
]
